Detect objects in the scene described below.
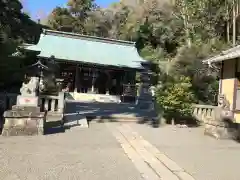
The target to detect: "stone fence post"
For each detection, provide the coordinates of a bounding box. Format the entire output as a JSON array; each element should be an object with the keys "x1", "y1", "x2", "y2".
[{"x1": 58, "y1": 92, "x2": 65, "y2": 113}]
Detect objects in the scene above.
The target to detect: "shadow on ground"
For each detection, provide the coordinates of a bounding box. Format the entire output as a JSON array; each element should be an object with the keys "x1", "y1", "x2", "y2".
[
  {"x1": 64, "y1": 101, "x2": 160, "y2": 128},
  {"x1": 44, "y1": 120, "x2": 65, "y2": 135},
  {"x1": 0, "y1": 99, "x2": 200, "y2": 135}
]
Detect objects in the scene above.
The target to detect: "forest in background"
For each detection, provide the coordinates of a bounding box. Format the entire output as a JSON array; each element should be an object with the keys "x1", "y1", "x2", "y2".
[{"x1": 1, "y1": 0, "x2": 240, "y2": 120}]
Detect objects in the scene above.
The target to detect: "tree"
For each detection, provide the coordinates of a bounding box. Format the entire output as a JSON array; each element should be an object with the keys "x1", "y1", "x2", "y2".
[
  {"x1": 84, "y1": 8, "x2": 113, "y2": 37},
  {"x1": 47, "y1": 0, "x2": 97, "y2": 33},
  {"x1": 68, "y1": 0, "x2": 97, "y2": 33},
  {"x1": 67, "y1": 0, "x2": 96, "y2": 18},
  {"x1": 43, "y1": 0, "x2": 237, "y2": 118},
  {"x1": 156, "y1": 76, "x2": 195, "y2": 123},
  {"x1": 0, "y1": 0, "x2": 41, "y2": 91},
  {"x1": 173, "y1": 0, "x2": 233, "y2": 46},
  {"x1": 169, "y1": 42, "x2": 227, "y2": 105},
  {"x1": 48, "y1": 7, "x2": 75, "y2": 31}
]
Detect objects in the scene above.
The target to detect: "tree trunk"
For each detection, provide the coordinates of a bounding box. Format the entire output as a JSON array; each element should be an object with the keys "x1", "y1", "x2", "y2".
[
  {"x1": 181, "y1": 0, "x2": 191, "y2": 47},
  {"x1": 233, "y1": 0, "x2": 236, "y2": 46},
  {"x1": 227, "y1": 4, "x2": 230, "y2": 43}
]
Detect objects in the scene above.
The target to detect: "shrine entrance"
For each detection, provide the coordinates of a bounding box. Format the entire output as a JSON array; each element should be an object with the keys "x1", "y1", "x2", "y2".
[
  {"x1": 95, "y1": 71, "x2": 109, "y2": 94},
  {"x1": 58, "y1": 62, "x2": 136, "y2": 96}
]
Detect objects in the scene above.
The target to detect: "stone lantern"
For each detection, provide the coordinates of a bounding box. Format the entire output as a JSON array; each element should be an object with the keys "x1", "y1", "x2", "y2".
[{"x1": 137, "y1": 61, "x2": 154, "y2": 109}]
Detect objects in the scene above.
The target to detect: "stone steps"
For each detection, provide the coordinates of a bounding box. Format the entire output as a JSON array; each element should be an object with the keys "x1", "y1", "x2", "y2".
[
  {"x1": 63, "y1": 99, "x2": 158, "y2": 128},
  {"x1": 46, "y1": 112, "x2": 63, "y2": 122},
  {"x1": 63, "y1": 115, "x2": 89, "y2": 128}
]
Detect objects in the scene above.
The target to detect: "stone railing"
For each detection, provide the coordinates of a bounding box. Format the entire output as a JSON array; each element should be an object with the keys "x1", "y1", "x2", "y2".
[
  {"x1": 192, "y1": 104, "x2": 216, "y2": 123},
  {"x1": 0, "y1": 92, "x2": 65, "y2": 114},
  {"x1": 39, "y1": 93, "x2": 65, "y2": 113}
]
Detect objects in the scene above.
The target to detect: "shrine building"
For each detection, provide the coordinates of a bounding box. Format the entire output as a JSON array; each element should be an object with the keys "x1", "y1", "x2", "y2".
[
  {"x1": 20, "y1": 29, "x2": 147, "y2": 102},
  {"x1": 203, "y1": 45, "x2": 240, "y2": 123}
]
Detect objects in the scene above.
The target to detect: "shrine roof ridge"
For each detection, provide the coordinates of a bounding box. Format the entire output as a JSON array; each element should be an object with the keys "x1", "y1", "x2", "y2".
[{"x1": 42, "y1": 29, "x2": 136, "y2": 46}]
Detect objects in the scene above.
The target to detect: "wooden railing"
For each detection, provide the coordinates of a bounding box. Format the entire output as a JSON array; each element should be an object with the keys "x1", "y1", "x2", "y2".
[{"x1": 192, "y1": 104, "x2": 216, "y2": 123}]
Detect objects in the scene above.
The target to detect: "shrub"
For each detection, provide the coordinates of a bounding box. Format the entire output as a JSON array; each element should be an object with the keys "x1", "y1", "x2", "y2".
[{"x1": 156, "y1": 76, "x2": 195, "y2": 122}]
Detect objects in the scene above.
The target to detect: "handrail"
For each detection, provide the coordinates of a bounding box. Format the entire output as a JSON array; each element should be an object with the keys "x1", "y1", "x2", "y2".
[
  {"x1": 192, "y1": 104, "x2": 216, "y2": 123},
  {"x1": 0, "y1": 92, "x2": 65, "y2": 113}
]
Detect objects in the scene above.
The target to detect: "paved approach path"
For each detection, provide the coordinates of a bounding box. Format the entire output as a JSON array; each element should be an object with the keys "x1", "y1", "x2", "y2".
[
  {"x1": 107, "y1": 123, "x2": 194, "y2": 180},
  {"x1": 0, "y1": 123, "x2": 142, "y2": 180},
  {"x1": 1, "y1": 122, "x2": 240, "y2": 180},
  {"x1": 130, "y1": 123, "x2": 240, "y2": 180}
]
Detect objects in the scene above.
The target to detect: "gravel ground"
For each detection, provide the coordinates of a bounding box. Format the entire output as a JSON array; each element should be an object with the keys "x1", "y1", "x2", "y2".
[
  {"x1": 3, "y1": 121, "x2": 239, "y2": 180},
  {"x1": 130, "y1": 124, "x2": 240, "y2": 180},
  {"x1": 0, "y1": 123, "x2": 143, "y2": 180}
]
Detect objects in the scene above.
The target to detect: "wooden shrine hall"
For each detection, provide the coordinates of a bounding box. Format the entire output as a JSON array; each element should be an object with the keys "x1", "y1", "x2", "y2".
[{"x1": 21, "y1": 29, "x2": 147, "y2": 103}]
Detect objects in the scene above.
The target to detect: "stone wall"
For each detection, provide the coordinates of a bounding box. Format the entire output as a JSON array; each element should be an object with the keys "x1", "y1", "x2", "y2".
[{"x1": 193, "y1": 104, "x2": 240, "y2": 140}]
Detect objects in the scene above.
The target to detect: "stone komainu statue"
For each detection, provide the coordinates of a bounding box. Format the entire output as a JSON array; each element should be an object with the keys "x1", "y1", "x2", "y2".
[
  {"x1": 217, "y1": 94, "x2": 233, "y2": 121},
  {"x1": 20, "y1": 75, "x2": 39, "y2": 96},
  {"x1": 204, "y1": 94, "x2": 235, "y2": 139},
  {"x1": 218, "y1": 94, "x2": 230, "y2": 110}
]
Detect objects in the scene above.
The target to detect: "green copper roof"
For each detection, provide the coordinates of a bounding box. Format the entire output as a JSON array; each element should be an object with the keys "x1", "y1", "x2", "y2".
[{"x1": 24, "y1": 29, "x2": 146, "y2": 69}]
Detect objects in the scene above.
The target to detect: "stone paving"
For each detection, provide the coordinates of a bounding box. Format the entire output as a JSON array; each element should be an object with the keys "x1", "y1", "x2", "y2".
[
  {"x1": 1, "y1": 122, "x2": 240, "y2": 180},
  {"x1": 107, "y1": 123, "x2": 194, "y2": 180},
  {"x1": 130, "y1": 123, "x2": 240, "y2": 180},
  {"x1": 0, "y1": 123, "x2": 142, "y2": 180}
]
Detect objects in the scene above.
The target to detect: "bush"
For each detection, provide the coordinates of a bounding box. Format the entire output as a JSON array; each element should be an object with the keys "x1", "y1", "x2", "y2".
[
  {"x1": 169, "y1": 43, "x2": 223, "y2": 105},
  {"x1": 156, "y1": 76, "x2": 195, "y2": 123}
]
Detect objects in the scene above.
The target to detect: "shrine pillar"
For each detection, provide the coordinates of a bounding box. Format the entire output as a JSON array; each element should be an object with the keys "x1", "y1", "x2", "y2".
[{"x1": 74, "y1": 65, "x2": 80, "y2": 92}]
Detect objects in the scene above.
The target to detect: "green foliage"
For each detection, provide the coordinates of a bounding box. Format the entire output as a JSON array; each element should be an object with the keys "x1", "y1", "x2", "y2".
[
  {"x1": 48, "y1": 7, "x2": 75, "y2": 31},
  {"x1": 169, "y1": 41, "x2": 229, "y2": 105},
  {"x1": 140, "y1": 45, "x2": 167, "y2": 85},
  {"x1": 47, "y1": 0, "x2": 96, "y2": 33},
  {"x1": 1, "y1": 0, "x2": 236, "y2": 118},
  {"x1": 156, "y1": 76, "x2": 195, "y2": 118},
  {"x1": 0, "y1": 0, "x2": 41, "y2": 91},
  {"x1": 45, "y1": 0, "x2": 233, "y2": 115}
]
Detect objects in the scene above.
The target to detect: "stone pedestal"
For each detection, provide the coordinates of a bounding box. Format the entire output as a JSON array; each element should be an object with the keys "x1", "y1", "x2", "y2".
[
  {"x1": 137, "y1": 67, "x2": 153, "y2": 110},
  {"x1": 2, "y1": 106, "x2": 46, "y2": 136},
  {"x1": 204, "y1": 118, "x2": 238, "y2": 140},
  {"x1": 137, "y1": 85, "x2": 154, "y2": 110}
]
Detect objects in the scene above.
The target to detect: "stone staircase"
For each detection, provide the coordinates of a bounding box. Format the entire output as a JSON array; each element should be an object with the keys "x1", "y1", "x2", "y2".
[{"x1": 63, "y1": 100, "x2": 158, "y2": 127}]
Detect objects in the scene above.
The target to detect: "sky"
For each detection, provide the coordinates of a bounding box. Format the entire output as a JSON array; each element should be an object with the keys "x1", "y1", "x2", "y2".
[{"x1": 21, "y1": 0, "x2": 117, "y2": 20}]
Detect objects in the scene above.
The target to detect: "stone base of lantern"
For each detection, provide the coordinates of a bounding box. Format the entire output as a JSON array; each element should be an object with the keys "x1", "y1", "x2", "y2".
[{"x1": 2, "y1": 106, "x2": 46, "y2": 136}]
